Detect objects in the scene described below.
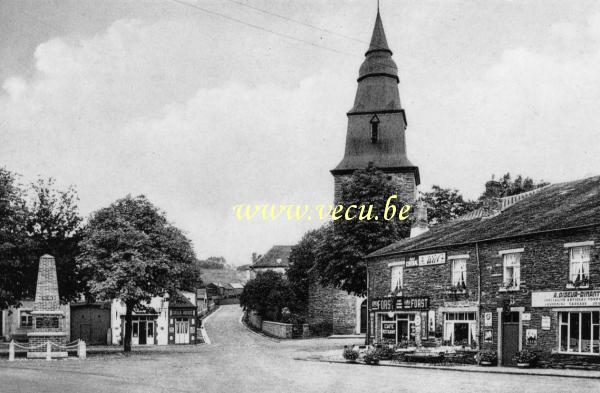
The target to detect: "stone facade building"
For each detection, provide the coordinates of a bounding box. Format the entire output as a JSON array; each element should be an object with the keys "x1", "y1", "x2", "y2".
[
  {"x1": 366, "y1": 176, "x2": 600, "y2": 367},
  {"x1": 307, "y1": 9, "x2": 420, "y2": 336},
  {"x1": 250, "y1": 245, "x2": 292, "y2": 278}
]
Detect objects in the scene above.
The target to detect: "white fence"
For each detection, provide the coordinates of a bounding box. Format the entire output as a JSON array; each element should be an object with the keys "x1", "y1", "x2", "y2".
[{"x1": 2, "y1": 339, "x2": 86, "y2": 361}]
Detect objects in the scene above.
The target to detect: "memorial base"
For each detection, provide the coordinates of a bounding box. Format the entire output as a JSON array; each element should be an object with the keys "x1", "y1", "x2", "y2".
[{"x1": 27, "y1": 351, "x2": 68, "y2": 359}]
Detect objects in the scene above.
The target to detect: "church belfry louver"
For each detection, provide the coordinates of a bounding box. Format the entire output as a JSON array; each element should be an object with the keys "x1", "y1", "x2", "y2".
[{"x1": 331, "y1": 9, "x2": 420, "y2": 203}]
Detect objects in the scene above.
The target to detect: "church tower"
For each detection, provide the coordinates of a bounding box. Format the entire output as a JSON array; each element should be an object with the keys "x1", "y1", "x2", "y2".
[{"x1": 331, "y1": 9, "x2": 420, "y2": 203}]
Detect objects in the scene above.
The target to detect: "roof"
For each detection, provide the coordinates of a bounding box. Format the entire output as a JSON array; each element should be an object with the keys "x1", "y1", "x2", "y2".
[
  {"x1": 368, "y1": 175, "x2": 600, "y2": 258},
  {"x1": 229, "y1": 283, "x2": 244, "y2": 289},
  {"x1": 251, "y1": 245, "x2": 292, "y2": 268},
  {"x1": 196, "y1": 288, "x2": 207, "y2": 297},
  {"x1": 366, "y1": 10, "x2": 391, "y2": 55},
  {"x1": 236, "y1": 264, "x2": 251, "y2": 271},
  {"x1": 169, "y1": 292, "x2": 196, "y2": 308}
]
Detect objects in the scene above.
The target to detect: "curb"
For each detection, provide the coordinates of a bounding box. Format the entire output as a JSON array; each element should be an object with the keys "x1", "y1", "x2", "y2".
[
  {"x1": 238, "y1": 314, "x2": 280, "y2": 343},
  {"x1": 200, "y1": 307, "x2": 222, "y2": 344},
  {"x1": 296, "y1": 358, "x2": 600, "y2": 380}
]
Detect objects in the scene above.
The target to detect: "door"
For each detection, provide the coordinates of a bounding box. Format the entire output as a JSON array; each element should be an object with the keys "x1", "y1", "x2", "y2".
[
  {"x1": 397, "y1": 320, "x2": 409, "y2": 344},
  {"x1": 138, "y1": 321, "x2": 147, "y2": 345},
  {"x1": 175, "y1": 318, "x2": 190, "y2": 344},
  {"x1": 360, "y1": 300, "x2": 367, "y2": 334},
  {"x1": 132, "y1": 320, "x2": 139, "y2": 345},
  {"x1": 79, "y1": 324, "x2": 92, "y2": 343},
  {"x1": 502, "y1": 312, "x2": 520, "y2": 366}
]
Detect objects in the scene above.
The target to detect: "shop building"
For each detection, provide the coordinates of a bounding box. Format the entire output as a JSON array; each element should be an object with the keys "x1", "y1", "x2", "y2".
[
  {"x1": 167, "y1": 292, "x2": 197, "y2": 345},
  {"x1": 366, "y1": 176, "x2": 600, "y2": 366}
]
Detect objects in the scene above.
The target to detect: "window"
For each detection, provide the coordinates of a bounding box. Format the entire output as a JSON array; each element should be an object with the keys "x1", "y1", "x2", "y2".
[
  {"x1": 559, "y1": 311, "x2": 600, "y2": 355},
  {"x1": 370, "y1": 115, "x2": 380, "y2": 143},
  {"x1": 502, "y1": 252, "x2": 521, "y2": 289},
  {"x1": 390, "y1": 265, "x2": 403, "y2": 292},
  {"x1": 569, "y1": 246, "x2": 591, "y2": 286},
  {"x1": 451, "y1": 259, "x2": 467, "y2": 288},
  {"x1": 19, "y1": 310, "x2": 33, "y2": 328},
  {"x1": 443, "y1": 312, "x2": 477, "y2": 347}
]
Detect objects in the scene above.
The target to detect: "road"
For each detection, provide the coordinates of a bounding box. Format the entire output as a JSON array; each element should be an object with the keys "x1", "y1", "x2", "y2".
[{"x1": 1, "y1": 304, "x2": 600, "y2": 393}]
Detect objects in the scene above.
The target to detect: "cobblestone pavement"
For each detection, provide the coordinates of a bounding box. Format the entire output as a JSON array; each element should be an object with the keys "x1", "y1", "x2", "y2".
[{"x1": 1, "y1": 305, "x2": 600, "y2": 393}]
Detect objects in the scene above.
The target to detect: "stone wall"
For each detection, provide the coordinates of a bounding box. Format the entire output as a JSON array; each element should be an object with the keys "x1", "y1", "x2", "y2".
[
  {"x1": 307, "y1": 275, "x2": 358, "y2": 335},
  {"x1": 247, "y1": 311, "x2": 262, "y2": 330},
  {"x1": 261, "y1": 321, "x2": 293, "y2": 339}
]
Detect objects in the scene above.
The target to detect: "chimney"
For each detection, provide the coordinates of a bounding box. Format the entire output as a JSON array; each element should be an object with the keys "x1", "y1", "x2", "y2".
[
  {"x1": 410, "y1": 201, "x2": 429, "y2": 238},
  {"x1": 481, "y1": 197, "x2": 502, "y2": 218}
]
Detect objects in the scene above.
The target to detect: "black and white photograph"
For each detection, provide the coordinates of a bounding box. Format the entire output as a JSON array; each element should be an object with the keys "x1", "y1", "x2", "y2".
[{"x1": 1, "y1": 1, "x2": 600, "y2": 392}]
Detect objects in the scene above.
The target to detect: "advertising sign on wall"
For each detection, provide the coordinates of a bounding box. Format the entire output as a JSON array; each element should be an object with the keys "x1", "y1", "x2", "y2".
[{"x1": 531, "y1": 290, "x2": 600, "y2": 308}]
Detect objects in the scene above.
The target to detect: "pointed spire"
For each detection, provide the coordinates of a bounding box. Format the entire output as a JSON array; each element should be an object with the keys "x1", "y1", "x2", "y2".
[{"x1": 366, "y1": 9, "x2": 392, "y2": 55}]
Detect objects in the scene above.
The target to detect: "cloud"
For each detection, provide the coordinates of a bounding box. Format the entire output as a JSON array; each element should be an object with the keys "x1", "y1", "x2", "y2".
[
  {"x1": 0, "y1": 17, "x2": 353, "y2": 263},
  {"x1": 409, "y1": 15, "x2": 600, "y2": 198}
]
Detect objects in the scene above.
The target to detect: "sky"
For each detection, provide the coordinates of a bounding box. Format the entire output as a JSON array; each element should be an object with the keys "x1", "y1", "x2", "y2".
[{"x1": 1, "y1": 0, "x2": 600, "y2": 265}]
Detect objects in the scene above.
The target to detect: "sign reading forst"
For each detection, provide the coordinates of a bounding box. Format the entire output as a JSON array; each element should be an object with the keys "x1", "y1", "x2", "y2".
[
  {"x1": 371, "y1": 297, "x2": 430, "y2": 311},
  {"x1": 531, "y1": 290, "x2": 600, "y2": 308}
]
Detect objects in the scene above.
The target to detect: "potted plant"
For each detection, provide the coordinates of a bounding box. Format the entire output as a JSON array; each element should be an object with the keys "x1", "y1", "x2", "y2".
[
  {"x1": 512, "y1": 350, "x2": 538, "y2": 368},
  {"x1": 343, "y1": 347, "x2": 359, "y2": 363},
  {"x1": 374, "y1": 345, "x2": 394, "y2": 360},
  {"x1": 478, "y1": 350, "x2": 497, "y2": 366},
  {"x1": 363, "y1": 349, "x2": 380, "y2": 365}
]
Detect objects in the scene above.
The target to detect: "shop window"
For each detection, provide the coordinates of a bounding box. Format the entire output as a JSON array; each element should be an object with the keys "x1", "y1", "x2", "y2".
[
  {"x1": 148, "y1": 322, "x2": 154, "y2": 337},
  {"x1": 451, "y1": 259, "x2": 467, "y2": 288},
  {"x1": 559, "y1": 311, "x2": 600, "y2": 354},
  {"x1": 390, "y1": 265, "x2": 403, "y2": 293},
  {"x1": 569, "y1": 246, "x2": 591, "y2": 287},
  {"x1": 19, "y1": 310, "x2": 33, "y2": 328},
  {"x1": 502, "y1": 252, "x2": 521, "y2": 290},
  {"x1": 443, "y1": 312, "x2": 477, "y2": 347}
]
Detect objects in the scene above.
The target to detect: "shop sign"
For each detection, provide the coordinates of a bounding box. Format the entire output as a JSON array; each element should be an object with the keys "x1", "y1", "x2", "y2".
[
  {"x1": 522, "y1": 313, "x2": 531, "y2": 322},
  {"x1": 484, "y1": 312, "x2": 492, "y2": 327},
  {"x1": 400, "y1": 297, "x2": 430, "y2": 310},
  {"x1": 371, "y1": 297, "x2": 430, "y2": 311},
  {"x1": 418, "y1": 253, "x2": 446, "y2": 267},
  {"x1": 531, "y1": 290, "x2": 600, "y2": 308},
  {"x1": 405, "y1": 257, "x2": 418, "y2": 267},
  {"x1": 171, "y1": 309, "x2": 195, "y2": 316},
  {"x1": 371, "y1": 297, "x2": 395, "y2": 312},
  {"x1": 484, "y1": 330, "x2": 493, "y2": 342},
  {"x1": 381, "y1": 322, "x2": 396, "y2": 341},
  {"x1": 541, "y1": 316, "x2": 551, "y2": 330}
]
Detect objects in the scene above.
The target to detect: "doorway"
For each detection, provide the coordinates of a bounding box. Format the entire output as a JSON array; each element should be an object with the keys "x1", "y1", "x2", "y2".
[
  {"x1": 360, "y1": 300, "x2": 367, "y2": 334},
  {"x1": 175, "y1": 318, "x2": 190, "y2": 344},
  {"x1": 501, "y1": 312, "x2": 520, "y2": 366}
]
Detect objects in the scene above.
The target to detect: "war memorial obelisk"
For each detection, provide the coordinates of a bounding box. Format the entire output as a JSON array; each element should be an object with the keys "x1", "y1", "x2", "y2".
[{"x1": 27, "y1": 254, "x2": 68, "y2": 358}]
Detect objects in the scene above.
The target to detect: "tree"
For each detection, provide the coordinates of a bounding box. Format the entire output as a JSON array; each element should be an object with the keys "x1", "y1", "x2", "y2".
[
  {"x1": 198, "y1": 256, "x2": 227, "y2": 270},
  {"x1": 26, "y1": 178, "x2": 83, "y2": 302},
  {"x1": 313, "y1": 164, "x2": 413, "y2": 296},
  {"x1": 78, "y1": 195, "x2": 201, "y2": 352},
  {"x1": 287, "y1": 227, "x2": 329, "y2": 313},
  {"x1": 480, "y1": 173, "x2": 549, "y2": 199},
  {"x1": 240, "y1": 270, "x2": 294, "y2": 321},
  {"x1": 0, "y1": 171, "x2": 83, "y2": 308},
  {"x1": 0, "y1": 168, "x2": 29, "y2": 309},
  {"x1": 420, "y1": 186, "x2": 479, "y2": 226}
]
